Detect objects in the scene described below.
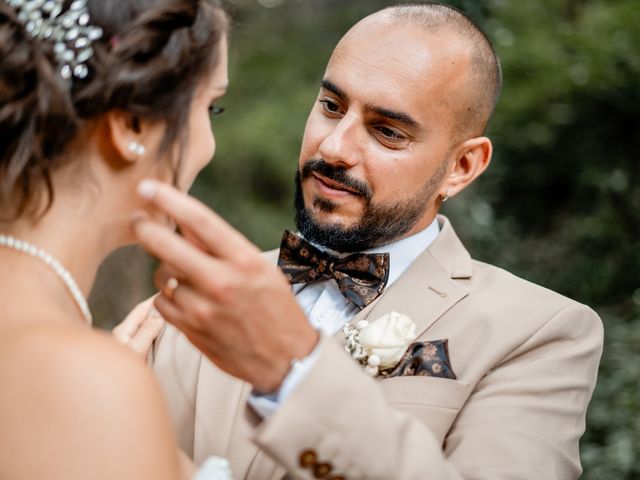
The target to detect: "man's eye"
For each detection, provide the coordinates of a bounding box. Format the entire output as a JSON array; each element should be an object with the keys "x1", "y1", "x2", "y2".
[
  {"x1": 209, "y1": 104, "x2": 225, "y2": 115},
  {"x1": 377, "y1": 126, "x2": 405, "y2": 140},
  {"x1": 319, "y1": 99, "x2": 341, "y2": 113}
]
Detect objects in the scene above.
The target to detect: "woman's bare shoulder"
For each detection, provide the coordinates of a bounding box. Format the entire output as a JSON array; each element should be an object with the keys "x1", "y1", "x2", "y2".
[
  {"x1": 0, "y1": 323, "x2": 180, "y2": 480},
  {"x1": 1, "y1": 322, "x2": 148, "y2": 387}
]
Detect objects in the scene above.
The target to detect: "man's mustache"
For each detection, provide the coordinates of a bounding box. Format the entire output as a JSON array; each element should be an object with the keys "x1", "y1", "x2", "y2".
[{"x1": 300, "y1": 159, "x2": 372, "y2": 200}]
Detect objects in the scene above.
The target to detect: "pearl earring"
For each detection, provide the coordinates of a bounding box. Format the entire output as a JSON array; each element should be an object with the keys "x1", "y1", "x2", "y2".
[{"x1": 127, "y1": 141, "x2": 146, "y2": 156}]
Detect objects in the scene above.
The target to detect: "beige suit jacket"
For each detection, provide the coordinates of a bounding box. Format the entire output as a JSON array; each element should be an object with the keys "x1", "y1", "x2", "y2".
[{"x1": 152, "y1": 216, "x2": 603, "y2": 480}]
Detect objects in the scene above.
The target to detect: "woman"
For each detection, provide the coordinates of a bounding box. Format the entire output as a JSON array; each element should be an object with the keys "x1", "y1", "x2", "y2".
[{"x1": 0, "y1": 0, "x2": 232, "y2": 478}]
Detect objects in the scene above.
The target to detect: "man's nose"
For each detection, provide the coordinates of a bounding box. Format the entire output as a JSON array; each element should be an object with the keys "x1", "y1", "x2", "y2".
[{"x1": 318, "y1": 113, "x2": 363, "y2": 168}]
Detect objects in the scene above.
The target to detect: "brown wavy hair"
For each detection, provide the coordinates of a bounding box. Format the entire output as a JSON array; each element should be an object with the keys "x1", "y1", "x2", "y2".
[{"x1": 0, "y1": 0, "x2": 227, "y2": 219}]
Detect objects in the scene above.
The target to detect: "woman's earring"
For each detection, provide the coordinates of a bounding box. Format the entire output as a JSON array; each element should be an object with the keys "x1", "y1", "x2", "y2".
[
  {"x1": 440, "y1": 189, "x2": 451, "y2": 202},
  {"x1": 127, "y1": 141, "x2": 146, "y2": 156}
]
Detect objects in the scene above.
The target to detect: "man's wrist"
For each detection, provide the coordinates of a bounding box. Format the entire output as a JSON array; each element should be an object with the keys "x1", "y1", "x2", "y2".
[
  {"x1": 290, "y1": 326, "x2": 321, "y2": 365},
  {"x1": 260, "y1": 327, "x2": 320, "y2": 393},
  {"x1": 249, "y1": 334, "x2": 324, "y2": 418}
]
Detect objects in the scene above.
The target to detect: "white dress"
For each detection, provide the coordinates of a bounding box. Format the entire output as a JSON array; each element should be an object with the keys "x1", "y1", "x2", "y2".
[{"x1": 193, "y1": 457, "x2": 234, "y2": 480}]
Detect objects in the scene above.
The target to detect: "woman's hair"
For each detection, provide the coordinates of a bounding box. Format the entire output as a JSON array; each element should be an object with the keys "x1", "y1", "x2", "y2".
[{"x1": 0, "y1": 0, "x2": 227, "y2": 219}]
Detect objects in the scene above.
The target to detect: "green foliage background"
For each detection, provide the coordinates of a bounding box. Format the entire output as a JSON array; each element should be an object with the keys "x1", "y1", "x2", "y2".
[{"x1": 94, "y1": 0, "x2": 640, "y2": 476}]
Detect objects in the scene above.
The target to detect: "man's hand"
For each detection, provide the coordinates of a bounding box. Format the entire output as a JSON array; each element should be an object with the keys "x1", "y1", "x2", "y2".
[{"x1": 132, "y1": 180, "x2": 319, "y2": 393}]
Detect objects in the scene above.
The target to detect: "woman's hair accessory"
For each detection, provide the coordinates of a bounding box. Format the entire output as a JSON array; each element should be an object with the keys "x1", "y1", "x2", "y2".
[{"x1": 4, "y1": 0, "x2": 103, "y2": 80}]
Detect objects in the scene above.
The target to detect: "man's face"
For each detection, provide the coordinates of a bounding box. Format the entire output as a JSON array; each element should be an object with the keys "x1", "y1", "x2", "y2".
[{"x1": 295, "y1": 19, "x2": 470, "y2": 252}]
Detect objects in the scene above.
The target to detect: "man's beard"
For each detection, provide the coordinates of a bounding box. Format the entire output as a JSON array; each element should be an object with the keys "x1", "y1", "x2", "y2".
[{"x1": 294, "y1": 159, "x2": 446, "y2": 253}]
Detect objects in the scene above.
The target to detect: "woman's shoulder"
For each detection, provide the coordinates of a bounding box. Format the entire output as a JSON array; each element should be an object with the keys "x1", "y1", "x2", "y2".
[
  {"x1": 0, "y1": 322, "x2": 168, "y2": 416},
  {"x1": 1, "y1": 322, "x2": 147, "y2": 383},
  {"x1": 0, "y1": 323, "x2": 180, "y2": 479}
]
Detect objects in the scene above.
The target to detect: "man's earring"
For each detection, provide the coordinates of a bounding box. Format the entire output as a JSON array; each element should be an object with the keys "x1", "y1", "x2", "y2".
[
  {"x1": 440, "y1": 189, "x2": 451, "y2": 202},
  {"x1": 127, "y1": 141, "x2": 146, "y2": 156}
]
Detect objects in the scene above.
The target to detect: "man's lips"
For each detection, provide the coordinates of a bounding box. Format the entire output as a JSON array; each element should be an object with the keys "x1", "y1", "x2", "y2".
[{"x1": 311, "y1": 173, "x2": 361, "y2": 197}]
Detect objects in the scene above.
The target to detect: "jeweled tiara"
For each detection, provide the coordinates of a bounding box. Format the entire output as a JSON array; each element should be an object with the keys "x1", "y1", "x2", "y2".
[{"x1": 3, "y1": 0, "x2": 103, "y2": 80}]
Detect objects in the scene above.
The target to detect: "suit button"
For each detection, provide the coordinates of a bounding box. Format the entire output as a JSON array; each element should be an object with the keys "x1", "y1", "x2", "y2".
[
  {"x1": 299, "y1": 449, "x2": 317, "y2": 468},
  {"x1": 313, "y1": 462, "x2": 332, "y2": 478}
]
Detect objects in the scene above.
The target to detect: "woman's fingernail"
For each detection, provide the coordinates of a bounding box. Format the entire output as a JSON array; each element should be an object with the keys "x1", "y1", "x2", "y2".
[{"x1": 138, "y1": 180, "x2": 157, "y2": 199}]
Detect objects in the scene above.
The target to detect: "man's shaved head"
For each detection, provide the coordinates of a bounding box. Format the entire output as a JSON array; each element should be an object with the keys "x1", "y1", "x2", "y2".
[
  {"x1": 296, "y1": 2, "x2": 500, "y2": 250},
  {"x1": 381, "y1": 3, "x2": 502, "y2": 137}
]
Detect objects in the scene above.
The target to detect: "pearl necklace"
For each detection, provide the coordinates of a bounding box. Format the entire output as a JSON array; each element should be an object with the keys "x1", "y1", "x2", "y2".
[{"x1": 0, "y1": 234, "x2": 92, "y2": 325}]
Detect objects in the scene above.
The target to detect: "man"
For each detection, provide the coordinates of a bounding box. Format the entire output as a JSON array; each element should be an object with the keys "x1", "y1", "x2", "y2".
[{"x1": 131, "y1": 4, "x2": 603, "y2": 479}]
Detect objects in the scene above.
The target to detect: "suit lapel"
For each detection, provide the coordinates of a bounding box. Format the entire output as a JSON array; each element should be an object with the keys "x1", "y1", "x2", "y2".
[
  {"x1": 192, "y1": 359, "x2": 251, "y2": 464},
  {"x1": 334, "y1": 215, "x2": 473, "y2": 344}
]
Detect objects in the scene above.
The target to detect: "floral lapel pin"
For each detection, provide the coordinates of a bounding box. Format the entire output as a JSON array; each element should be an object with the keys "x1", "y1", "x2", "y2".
[{"x1": 343, "y1": 311, "x2": 417, "y2": 377}]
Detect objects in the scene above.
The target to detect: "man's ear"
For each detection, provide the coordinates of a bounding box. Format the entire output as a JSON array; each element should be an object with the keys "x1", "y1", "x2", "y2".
[
  {"x1": 441, "y1": 136, "x2": 492, "y2": 199},
  {"x1": 105, "y1": 110, "x2": 148, "y2": 163}
]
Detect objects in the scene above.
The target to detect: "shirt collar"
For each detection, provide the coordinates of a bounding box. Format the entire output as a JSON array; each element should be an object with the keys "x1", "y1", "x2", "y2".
[
  {"x1": 363, "y1": 217, "x2": 440, "y2": 287},
  {"x1": 303, "y1": 217, "x2": 440, "y2": 289}
]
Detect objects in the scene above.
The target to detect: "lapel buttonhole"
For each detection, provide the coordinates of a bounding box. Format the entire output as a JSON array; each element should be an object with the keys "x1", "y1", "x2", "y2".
[{"x1": 428, "y1": 286, "x2": 447, "y2": 298}]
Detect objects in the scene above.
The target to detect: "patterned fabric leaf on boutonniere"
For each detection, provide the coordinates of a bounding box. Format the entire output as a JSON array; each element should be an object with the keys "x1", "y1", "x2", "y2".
[{"x1": 385, "y1": 340, "x2": 457, "y2": 380}]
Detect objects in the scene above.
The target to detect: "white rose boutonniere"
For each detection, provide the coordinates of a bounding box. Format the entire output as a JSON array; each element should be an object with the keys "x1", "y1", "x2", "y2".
[{"x1": 343, "y1": 311, "x2": 417, "y2": 376}]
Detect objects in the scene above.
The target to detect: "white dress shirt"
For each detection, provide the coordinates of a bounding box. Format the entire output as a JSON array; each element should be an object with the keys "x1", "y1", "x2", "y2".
[{"x1": 249, "y1": 218, "x2": 440, "y2": 418}]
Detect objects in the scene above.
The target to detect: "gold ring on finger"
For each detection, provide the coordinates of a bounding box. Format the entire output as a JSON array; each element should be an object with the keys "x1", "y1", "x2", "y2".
[{"x1": 162, "y1": 277, "x2": 179, "y2": 301}]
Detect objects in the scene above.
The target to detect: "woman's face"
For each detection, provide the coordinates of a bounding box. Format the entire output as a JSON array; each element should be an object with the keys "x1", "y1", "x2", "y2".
[{"x1": 175, "y1": 35, "x2": 229, "y2": 190}]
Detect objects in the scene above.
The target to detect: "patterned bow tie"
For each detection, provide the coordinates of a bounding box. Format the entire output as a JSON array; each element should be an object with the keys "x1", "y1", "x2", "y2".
[{"x1": 277, "y1": 230, "x2": 390, "y2": 309}]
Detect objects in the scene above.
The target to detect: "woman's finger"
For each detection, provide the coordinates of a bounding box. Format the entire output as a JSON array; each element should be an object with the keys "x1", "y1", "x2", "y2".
[
  {"x1": 112, "y1": 297, "x2": 155, "y2": 345},
  {"x1": 136, "y1": 180, "x2": 260, "y2": 261},
  {"x1": 126, "y1": 311, "x2": 165, "y2": 359}
]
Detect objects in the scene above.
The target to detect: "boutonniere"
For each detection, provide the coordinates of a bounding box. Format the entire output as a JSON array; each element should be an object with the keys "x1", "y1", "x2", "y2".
[{"x1": 343, "y1": 311, "x2": 417, "y2": 377}]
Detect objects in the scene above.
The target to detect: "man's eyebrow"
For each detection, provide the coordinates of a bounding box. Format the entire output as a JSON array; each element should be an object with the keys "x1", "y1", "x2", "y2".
[
  {"x1": 320, "y1": 79, "x2": 347, "y2": 101},
  {"x1": 369, "y1": 105, "x2": 420, "y2": 129},
  {"x1": 321, "y1": 78, "x2": 419, "y2": 129}
]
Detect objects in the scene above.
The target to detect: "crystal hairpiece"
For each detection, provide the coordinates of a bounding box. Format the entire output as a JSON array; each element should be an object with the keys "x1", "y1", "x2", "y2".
[{"x1": 4, "y1": 0, "x2": 103, "y2": 80}]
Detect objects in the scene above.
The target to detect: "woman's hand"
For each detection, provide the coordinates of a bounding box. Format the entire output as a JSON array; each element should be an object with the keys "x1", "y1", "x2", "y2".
[{"x1": 113, "y1": 297, "x2": 165, "y2": 360}]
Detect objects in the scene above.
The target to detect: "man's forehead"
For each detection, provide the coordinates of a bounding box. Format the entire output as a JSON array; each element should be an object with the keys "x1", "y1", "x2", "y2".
[{"x1": 325, "y1": 21, "x2": 471, "y2": 109}]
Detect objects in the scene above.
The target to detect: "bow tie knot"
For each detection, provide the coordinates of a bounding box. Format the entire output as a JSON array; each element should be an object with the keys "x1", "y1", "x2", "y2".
[
  {"x1": 277, "y1": 230, "x2": 390, "y2": 309},
  {"x1": 314, "y1": 257, "x2": 332, "y2": 274}
]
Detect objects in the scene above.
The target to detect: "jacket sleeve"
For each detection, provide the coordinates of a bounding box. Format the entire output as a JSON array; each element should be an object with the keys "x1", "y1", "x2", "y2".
[{"x1": 252, "y1": 304, "x2": 603, "y2": 480}]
